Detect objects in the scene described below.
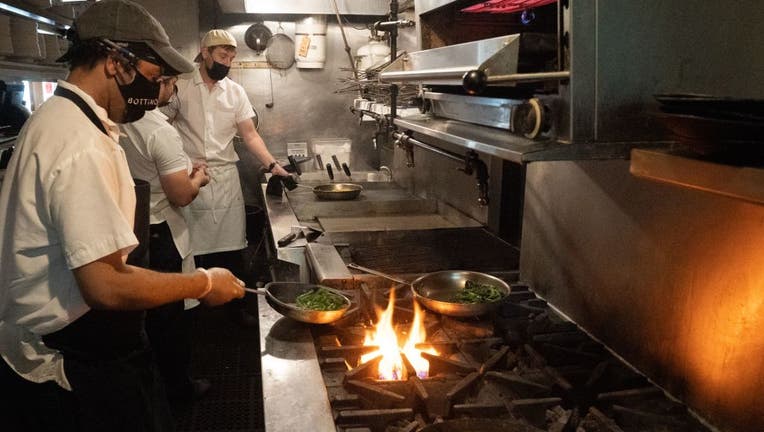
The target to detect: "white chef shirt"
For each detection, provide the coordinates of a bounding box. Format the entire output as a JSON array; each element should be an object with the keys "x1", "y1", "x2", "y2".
[
  {"x1": 161, "y1": 68, "x2": 252, "y2": 255},
  {"x1": 0, "y1": 80, "x2": 138, "y2": 390},
  {"x1": 119, "y1": 109, "x2": 191, "y2": 225},
  {"x1": 163, "y1": 68, "x2": 255, "y2": 166}
]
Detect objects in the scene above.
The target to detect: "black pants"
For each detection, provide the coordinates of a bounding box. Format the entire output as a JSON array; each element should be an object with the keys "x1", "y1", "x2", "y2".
[
  {"x1": 0, "y1": 308, "x2": 174, "y2": 432},
  {"x1": 145, "y1": 221, "x2": 194, "y2": 401}
]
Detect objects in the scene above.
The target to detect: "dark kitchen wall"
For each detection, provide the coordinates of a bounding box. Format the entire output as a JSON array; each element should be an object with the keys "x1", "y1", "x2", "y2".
[{"x1": 520, "y1": 160, "x2": 764, "y2": 432}]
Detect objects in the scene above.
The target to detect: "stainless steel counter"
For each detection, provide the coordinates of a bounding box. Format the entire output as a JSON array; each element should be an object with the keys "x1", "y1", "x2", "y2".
[
  {"x1": 258, "y1": 293, "x2": 335, "y2": 432},
  {"x1": 258, "y1": 184, "x2": 335, "y2": 431}
]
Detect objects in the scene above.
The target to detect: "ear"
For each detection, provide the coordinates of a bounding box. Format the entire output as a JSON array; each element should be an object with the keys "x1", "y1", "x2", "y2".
[{"x1": 104, "y1": 55, "x2": 120, "y2": 78}]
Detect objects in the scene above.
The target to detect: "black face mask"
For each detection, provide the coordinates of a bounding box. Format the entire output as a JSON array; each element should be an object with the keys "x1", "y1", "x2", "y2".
[
  {"x1": 206, "y1": 61, "x2": 230, "y2": 81},
  {"x1": 117, "y1": 68, "x2": 160, "y2": 123}
]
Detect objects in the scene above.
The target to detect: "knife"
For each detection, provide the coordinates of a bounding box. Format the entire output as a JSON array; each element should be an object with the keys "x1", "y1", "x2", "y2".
[
  {"x1": 326, "y1": 163, "x2": 334, "y2": 181},
  {"x1": 331, "y1": 155, "x2": 341, "y2": 171},
  {"x1": 341, "y1": 162, "x2": 352, "y2": 180}
]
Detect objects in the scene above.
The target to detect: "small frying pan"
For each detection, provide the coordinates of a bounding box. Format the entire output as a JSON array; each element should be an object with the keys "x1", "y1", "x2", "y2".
[{"x1": 246, "y1": 282, "x2": 351, "y2": 324}]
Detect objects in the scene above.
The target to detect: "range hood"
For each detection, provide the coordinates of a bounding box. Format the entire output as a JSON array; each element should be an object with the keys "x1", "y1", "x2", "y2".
[{"x1": 218, "y1": 0, "x2": 390, "y2": 15}]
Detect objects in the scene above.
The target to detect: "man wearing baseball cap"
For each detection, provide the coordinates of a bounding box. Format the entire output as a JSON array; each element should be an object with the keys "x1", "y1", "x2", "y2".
[
  {"x1": 0, "y1": 1, "x2": 247, "y2": 430},
  {"x1": 165, "y1": 29, "x2": 288, "y2": 328}
]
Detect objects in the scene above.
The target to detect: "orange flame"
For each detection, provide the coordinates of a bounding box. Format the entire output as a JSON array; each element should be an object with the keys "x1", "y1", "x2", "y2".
[{"x1": 361, "y1": 289, "x2": 438, "y2": 380}]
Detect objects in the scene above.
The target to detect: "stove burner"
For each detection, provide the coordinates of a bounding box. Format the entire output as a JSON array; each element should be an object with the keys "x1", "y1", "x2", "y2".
[{"x1": 311, "y1": 282, "x2": 712, "y2": 432}]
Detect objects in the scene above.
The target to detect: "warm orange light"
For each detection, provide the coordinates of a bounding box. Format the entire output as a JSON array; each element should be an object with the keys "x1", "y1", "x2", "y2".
[{"x1": 361, "y1": 290, "x2": 438, "y2": 380}]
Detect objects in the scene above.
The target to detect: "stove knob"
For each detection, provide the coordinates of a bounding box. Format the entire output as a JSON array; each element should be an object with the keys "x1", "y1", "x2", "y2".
[
  {"x1": 462, "y1": 69, "x2": 487, "y2": 95},
  {"x1": 512, "y1": 98, "x2": 550, "y2": 139}
]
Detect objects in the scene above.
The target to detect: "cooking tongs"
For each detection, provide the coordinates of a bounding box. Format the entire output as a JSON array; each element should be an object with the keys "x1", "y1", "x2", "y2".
[{"x1": 277, "y1": 225, "x2": 323, "y2": 247}]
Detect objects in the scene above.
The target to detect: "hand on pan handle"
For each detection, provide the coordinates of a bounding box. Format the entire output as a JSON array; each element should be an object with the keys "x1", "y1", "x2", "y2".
[{"x1": 198, "y1": 267, "x2": 246, "y2": 306}]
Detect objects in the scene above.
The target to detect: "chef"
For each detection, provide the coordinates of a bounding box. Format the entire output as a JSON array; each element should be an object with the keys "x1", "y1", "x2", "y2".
[
  {"x1": 120, "y1": 72, "x2": 212, "y2": 403},
  {"x1": 164, "y1": 29, "x2": 289, "y2": 327},
  {"x1": 0, "y1": 1, "x2": 245, "y2": 430}
]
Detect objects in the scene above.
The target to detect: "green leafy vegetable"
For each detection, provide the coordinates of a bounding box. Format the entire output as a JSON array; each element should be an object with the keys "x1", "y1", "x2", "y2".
[
  {"x1": 296, "y1": 287, "x2": 347, "y2": 311},
  {"x1": 454, "y1": 280, "x2": 504, "y2": 304}
]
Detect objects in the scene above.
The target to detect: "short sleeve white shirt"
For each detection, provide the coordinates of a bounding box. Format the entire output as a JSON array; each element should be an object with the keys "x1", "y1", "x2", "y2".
[
  {"x1": 0, "y1": 80, "x2": 138, "y2": 389},
  {"x1": 119, "y1": 109, "x2": 191, "y2": 225},
  {"x1": 163, "y1": 68, "x2": 255, "y2": 165}
]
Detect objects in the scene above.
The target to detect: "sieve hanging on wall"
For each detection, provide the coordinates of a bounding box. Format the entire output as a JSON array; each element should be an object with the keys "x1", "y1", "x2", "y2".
[{"x1": 265, "y1": 23, "x2": 295, "y2": 70}]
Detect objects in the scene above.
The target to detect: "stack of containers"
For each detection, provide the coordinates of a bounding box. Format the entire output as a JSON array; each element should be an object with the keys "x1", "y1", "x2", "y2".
[
  {"x1": 10, "y1": 17, "x2": 42, "y2": 60},
  {"x1": 42, "y1": 34, "x2": 62, "y2": 63},
  {"x1": 0, "y1": 15, "x2": 13, "y2": 57}
]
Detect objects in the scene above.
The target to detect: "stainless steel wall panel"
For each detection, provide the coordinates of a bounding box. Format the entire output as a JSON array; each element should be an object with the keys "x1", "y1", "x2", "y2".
[{"x1": 520, "y1": 159, "x2": 764, "y2": 432}]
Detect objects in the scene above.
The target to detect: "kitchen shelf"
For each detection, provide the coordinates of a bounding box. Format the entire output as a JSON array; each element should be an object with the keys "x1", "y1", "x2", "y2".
[
  {"x1": 630, "y1": 148, "x2": 764, "y2": 205},
  {"x1": 0, "y1": 59, "x2": 66, "y2": 81},
  {"x1": 393, "y1": 114, "x2": 675, "y2": 163},
  {"x1": 393, "y1": 114, "x2": 552, "y2": 163}
]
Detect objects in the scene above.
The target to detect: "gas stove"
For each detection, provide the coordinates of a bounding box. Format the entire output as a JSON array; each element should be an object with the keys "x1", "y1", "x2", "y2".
[{"x1": 308, "y1": 278, "x2": 714, "y2": 432}]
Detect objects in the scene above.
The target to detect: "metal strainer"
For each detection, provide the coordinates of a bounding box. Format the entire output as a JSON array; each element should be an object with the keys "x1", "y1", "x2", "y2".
[{"x1": 266, "y1": 24, "x2": 295, "y2": 69}]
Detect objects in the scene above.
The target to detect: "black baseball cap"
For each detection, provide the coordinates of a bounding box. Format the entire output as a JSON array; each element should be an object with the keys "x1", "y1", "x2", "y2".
[{"x1": 57, "y1": 0, "x2": 193, "y2": 74}]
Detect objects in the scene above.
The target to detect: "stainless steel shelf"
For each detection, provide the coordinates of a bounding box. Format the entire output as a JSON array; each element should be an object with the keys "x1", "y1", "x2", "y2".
[
  {"x1": 630, "y1": 148, "x2": 764, "y2": 205},
  {"x1": 393, "y1": 114, "x2": 552, "y2": 163},
  {"x1": 0, "y1": 60, "x2": 66, "y2": 81}
]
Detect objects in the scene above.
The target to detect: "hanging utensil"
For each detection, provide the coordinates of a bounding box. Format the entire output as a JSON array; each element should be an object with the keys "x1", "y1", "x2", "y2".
[
  {"x1": 266, "y1": 23, "x2": 295, "y2": 70},
  {"x1": 265, "y1": 68, "x2": 274, "y2": 108}
]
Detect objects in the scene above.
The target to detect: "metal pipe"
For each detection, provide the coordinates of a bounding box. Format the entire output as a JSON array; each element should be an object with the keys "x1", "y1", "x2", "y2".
[
  {"x1": 373, "y1": 20, "x2": 415, "y2": 30},
  {"x1": 389, "y1": 0, "x2": 399, "y2": 120},
  {"x1": 329, "y1": 0, "x2": 359, "y2": 82},
  {"x1": 486, "y1": 70, "x2": 571, "y2": 84},
  {"x1": 392, "y1": 131, "x2": 463, "y2": 164},
  {"x1": 380, "y1": 69, "x2": 570, "y2": 85}
]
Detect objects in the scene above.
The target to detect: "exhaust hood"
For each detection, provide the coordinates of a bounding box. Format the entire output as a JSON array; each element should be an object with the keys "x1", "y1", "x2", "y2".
[{"x1": 218, "y1": 0, "x2": 390, "y2": 15}]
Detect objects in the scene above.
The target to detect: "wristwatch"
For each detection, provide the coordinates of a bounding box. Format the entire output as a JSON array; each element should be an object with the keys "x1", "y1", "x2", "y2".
[{"x1": 267, "y1": 161, "x2": 279, "y2": 172}]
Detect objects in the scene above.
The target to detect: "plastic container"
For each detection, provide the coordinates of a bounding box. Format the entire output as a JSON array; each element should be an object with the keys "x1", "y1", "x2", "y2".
[
  {"x1": 295, "y1": 16, "x2": 326, "y2": 69},
  {"x1": 311, "y1": 138, "x2": 351, "y2": 171},
  {"x1": 356, "y1": 39, "x2": 390, "y2": 71}
]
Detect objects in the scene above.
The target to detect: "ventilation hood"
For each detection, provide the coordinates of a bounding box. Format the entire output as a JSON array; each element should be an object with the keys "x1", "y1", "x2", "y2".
[{"x1": 218, "y1": 0, "x2": 390, "y2": 15}]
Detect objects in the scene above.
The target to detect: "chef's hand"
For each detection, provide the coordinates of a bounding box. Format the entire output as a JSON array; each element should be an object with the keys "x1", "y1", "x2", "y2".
[
  {"x1": 271, "y1": 163, "x2": 289, "y2": 177},
  {"x1": 191, "y1": 165, "x2": 210, "y2": 187},
  {"x1": 198, "y1": 267, "x2": 246, "y2": 307}
]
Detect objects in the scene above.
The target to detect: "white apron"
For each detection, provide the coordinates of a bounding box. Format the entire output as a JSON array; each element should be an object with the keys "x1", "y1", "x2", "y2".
[
  {"x1": 183, "y1": 163, "x2": 246, "y2": 256},
  {"x1": 160, "y1": 205, "x2": 200, "y2": 309}
]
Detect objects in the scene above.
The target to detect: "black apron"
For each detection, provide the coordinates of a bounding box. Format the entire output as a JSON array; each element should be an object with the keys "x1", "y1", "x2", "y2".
[{"x1": 37, "y1": 86, "x2": 174, "y2": 432}]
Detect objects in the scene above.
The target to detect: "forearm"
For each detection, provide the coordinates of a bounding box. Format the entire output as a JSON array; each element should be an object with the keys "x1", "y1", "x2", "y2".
[
  {"x1": 243, "y1": 133, "x2": 276, "y2": 166},
  {"x1": 74, "y1": 260, "x2": 208, "y2": 310}
]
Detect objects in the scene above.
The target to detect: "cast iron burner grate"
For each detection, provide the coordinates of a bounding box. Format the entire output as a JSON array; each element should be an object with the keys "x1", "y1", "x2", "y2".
[{"x1": 309, "y1": 281, "x2": 712, "y2": 432}]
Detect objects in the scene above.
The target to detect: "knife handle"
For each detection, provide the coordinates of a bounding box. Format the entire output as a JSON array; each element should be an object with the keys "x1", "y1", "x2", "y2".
[
  {"x1": 326, "y1": 163, "x2": 334, "y2": 181},
  {"x1": 287, "y1": 155, "x2": 302, "y2": 175},
  {"x1": 341, "y1": 162, "x2": 351, "y2": 178},
  {"x1": 331, "y1": 155, "x2": 341, "y2": 170},
  {"x1": 315, "y1": 154, "x2": 323, "y2": 170}
]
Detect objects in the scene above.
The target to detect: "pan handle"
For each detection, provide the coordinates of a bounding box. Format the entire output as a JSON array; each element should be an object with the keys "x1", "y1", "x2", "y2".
[
  {"x1": 244, "y1": 287, "x2": 267, "y2": 295},
  {"x1": 347, "y1": 263, "x2": 410, "y2": 285}
]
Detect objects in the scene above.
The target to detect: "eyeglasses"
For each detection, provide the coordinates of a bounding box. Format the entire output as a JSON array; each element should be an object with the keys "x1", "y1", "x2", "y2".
[{"x1": 99, "y1": 38, "x2": 176, "y2": 84}]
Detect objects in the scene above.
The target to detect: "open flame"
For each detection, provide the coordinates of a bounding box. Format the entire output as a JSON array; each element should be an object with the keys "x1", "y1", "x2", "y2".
[{"x1": 360, "y1": 289, "x2": 438, "y2": 380}]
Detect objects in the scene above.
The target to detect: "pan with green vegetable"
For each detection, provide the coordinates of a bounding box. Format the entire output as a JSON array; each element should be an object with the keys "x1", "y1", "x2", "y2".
[
  {"x1": 246, "y1": 282, "x2": 351, "y2": 324},
  {"x1": 347, "y1": 264, "x2": 510, "y2": 317}
]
